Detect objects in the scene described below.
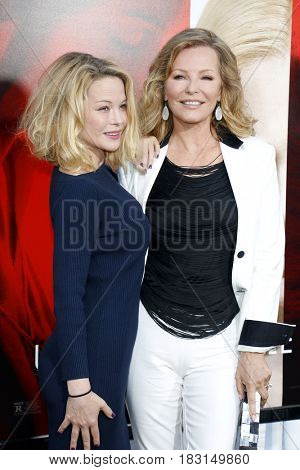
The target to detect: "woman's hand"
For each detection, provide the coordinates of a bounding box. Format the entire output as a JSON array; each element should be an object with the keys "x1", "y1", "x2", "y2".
[
  {"x1": 138, "y1": 136, "x2": 160, "y2": 171},
  {"x1": 235, "y1": 352, "x2": 271, "y2": 421},
  {"x1": 57, "y1": 390, "x2": 115, "y2": 450}
]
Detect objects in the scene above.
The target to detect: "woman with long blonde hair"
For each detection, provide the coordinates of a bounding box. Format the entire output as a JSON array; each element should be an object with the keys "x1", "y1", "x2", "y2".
[
  {"x1": 119, "y1": 28, "x2": 285, "y2": 449},
  {"x1": 21, "y1": 52, "x2": 150, "y2": 450}
]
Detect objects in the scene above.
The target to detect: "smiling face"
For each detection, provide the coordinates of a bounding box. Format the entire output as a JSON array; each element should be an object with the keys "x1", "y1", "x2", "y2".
[
  {"x1": 164, "y1": 46, "x2": 222, "y2": 128},
  {"x1": 80, "y1": 76, "x2": 128, "y2": 160}
]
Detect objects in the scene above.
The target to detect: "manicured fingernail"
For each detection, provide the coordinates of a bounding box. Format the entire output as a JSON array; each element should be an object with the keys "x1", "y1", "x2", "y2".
[
  {"x1": 156, "y1": 154, "x2": 159, "y2": 158},
  {"x1": 239, "y1": 395, "x2": 243, "y2": 401},
  {"x1": 111, "y1": 412, "x2": 116, "y2": 419},
  {"x1": 148, "y1": 164, "x2": 152, "y2": 169},
  {"x1": 71, "y1": 447, "x2": 75, "y2": 450},
  {"x1": 252, "y1": 414, "x2": 256, "y2": 421},
  {"x1": 140, "y1": 162, "x2": 144, "y2": 167}
]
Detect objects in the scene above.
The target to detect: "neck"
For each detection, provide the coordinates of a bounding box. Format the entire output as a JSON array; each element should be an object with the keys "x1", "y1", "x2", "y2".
[
  {"x1": 89, "y1": 148, "x2": 106, "y2": 168},
  {"x1": 171, "y1": 117, "x2": 217, "y2": 152}
]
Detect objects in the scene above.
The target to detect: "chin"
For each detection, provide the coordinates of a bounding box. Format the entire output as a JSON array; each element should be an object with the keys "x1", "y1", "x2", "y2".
[
  {"x1": 174, "y1": 112, "x2": 211, "y2": 126},
  {"x1": 100, "y1": 141, "x2": 121, "y2": 152},
  {"x1": 104, "y1": 147, "x2": 121, "y2": 154},
  {"x1": 179, "y1": 117, "x2": 208, "y2": 125}
]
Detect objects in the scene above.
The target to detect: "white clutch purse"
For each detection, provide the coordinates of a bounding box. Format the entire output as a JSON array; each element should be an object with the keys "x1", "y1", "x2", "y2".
[{"x1": 235, "y1": 391, "x2": 261, "y2": 450}]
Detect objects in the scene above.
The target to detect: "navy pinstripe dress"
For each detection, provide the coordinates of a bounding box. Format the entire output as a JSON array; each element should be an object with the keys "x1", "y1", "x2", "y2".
[{"x1": 38, "y1": 163, "x2": 150, "y2": 450}]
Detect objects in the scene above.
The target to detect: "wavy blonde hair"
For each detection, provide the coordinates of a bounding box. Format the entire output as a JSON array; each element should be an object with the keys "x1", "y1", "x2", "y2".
[
  {"x1": 140, "y1": 28, "x2": 254, "y2": 142},
  {"x1": 20, "y1": 52, "x2": 140, "y2": 172}
]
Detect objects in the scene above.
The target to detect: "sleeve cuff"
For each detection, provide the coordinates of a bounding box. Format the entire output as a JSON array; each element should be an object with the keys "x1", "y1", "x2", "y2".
[
  {"x1": 237, "y1": 345, "x2": 277, "y2": 353},
  {"x1": 238, "y1": 319, "x2": 295, "y2": 350}
]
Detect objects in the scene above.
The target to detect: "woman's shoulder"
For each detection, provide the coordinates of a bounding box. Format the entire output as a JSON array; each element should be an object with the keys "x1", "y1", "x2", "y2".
[
  {"x1": 50, "y1": 167, "x2": 101, "y2": 209},
  {"x1": 117, "y1": 161, "x2": 137, "y2": 190},
  {"x1": 118, "y1": 161, "x2": 136, "y2": 176}
]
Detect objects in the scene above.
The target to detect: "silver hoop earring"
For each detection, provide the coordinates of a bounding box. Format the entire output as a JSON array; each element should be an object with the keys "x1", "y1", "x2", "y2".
[
  {"x1": 162, "y1": 102, "x2": 169, "y2": 121},
  {"x1": 215, "y1": 102, "x2": 223, "y2": 121}
]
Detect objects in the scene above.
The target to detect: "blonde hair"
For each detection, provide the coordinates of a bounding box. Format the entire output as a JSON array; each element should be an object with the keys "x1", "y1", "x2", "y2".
[
  {"x1": 197, "y1": 0, "x2": 291, "y2": 68},
  {"x1": 139, "y1": 28, "x2": 254, "y2": 142},
  {"x1": 20, "y1": 52, "x2": 140, "y2": 172}
]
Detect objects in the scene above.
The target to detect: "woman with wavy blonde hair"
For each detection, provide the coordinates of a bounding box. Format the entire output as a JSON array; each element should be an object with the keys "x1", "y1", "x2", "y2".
[
  {"x1": 21, "y1": 52, "x2": 140, "y2": 172},
  {"x1": 119, "y1": 28, "x2": 286, "y2": 449},
  {"x1": 139, "y1": 28, "x2": 254, "y2": 143},
  {"x1": 21, "y1": 52, "x2": 150, "y2": 450}
]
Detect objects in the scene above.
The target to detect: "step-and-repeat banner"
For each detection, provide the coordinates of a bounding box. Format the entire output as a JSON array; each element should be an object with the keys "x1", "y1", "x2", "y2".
[{"x1": 0, "y1": 0, "x2": 298, "y2": 445}]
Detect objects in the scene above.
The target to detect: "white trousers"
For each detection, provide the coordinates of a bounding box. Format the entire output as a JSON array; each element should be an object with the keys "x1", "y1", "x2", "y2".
[{"x1": 126, "y1": 302, "x2": 241, "y2": 450}]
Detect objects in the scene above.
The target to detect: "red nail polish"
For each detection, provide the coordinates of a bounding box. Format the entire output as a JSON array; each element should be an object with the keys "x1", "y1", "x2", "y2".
[
  {"x1": 111, "y1": 412, "x2": 116, "y2": 419},
  {"x1": 71, "y1": 447, "x2": 75, "y2": 450}
]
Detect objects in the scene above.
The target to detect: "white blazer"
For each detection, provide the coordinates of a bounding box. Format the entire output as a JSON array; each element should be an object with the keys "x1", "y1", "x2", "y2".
[{"x1": 118, "y1": 135, "x2": 285, "y2": 349}]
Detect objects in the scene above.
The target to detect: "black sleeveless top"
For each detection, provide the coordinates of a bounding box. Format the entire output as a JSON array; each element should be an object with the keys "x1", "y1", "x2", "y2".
[{"x1": 140, "y1": 156, "x2": 240, "y2": 339}]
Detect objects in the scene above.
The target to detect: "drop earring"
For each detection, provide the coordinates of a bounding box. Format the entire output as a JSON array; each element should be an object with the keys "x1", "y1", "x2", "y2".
[
  {"x1": 162, "y1": 101, "x2": 169, "y2": 121},
  {"x1": 215, "y1": 102, "x2": 223, "y2": 121}
]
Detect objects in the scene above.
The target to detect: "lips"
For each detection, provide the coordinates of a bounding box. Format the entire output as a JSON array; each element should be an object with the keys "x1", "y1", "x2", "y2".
[
  {"x1": 104, "y1": 131, "x2": 122, "y2": 139},
  {"x1": 180, "y1": 100, "x2": 204, "y2": 106}
]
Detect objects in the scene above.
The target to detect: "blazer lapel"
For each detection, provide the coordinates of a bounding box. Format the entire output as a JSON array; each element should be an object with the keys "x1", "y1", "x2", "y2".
[
  {"x1": 221, "y1": 141, "x2": 250, "y2": 257},
  {"x1": 220, "y1": 141, "x2": 247, "y2": 203},
  {"x1": 138, "y1": 144, "x2": 169, "y2": 209}
]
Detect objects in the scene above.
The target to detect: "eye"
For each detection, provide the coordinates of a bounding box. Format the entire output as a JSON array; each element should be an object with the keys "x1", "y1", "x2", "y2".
[
  {"x1": 120, "y1": 103, "x2": 127, "y2": 109},
  {"x1": 173, "y1": 74, "x2": 186, "y2": 80},
  {"x1": 98, "y1": 106, "x2": 110, "y2": 111},
  {"x1": 202, "y1": 76, "x2": 213, "y2": 80}
]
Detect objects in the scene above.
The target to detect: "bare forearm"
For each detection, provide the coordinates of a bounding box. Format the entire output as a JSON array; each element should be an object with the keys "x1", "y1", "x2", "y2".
[{"x1": 67, "y1": 378, "x2": 91, "y2": 395}]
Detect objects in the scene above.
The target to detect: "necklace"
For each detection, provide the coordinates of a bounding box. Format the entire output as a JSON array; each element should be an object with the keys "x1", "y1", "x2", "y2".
[
  {"x1": 167, "y1": 152, "x2": 223, "y2": 169},
  {"x1": 168, "y1": 130, "x2": 223, "y2": 168}
]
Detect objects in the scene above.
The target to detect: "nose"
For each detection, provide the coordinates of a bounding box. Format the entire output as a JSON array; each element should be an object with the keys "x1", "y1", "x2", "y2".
[
  {"x1": 110, "y1": 107, "x2": 126, "y2": 126},
  {"x1": 185, "y1": 78, "x2": 199, "y2": 95}
]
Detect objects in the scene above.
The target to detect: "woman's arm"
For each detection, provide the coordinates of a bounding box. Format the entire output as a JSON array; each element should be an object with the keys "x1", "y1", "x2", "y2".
[
  {"x1": 237, "y1": 145, "x2": 285, "y2": 350},
  {"x1": 235, "y1": 145, "x2": 285, "y2": 418},
  {"x1": 118, "y1": 136, "x2": 160, "y2": 195},
  {"x1": 138, "y1": 136, "x2": 160, "y2": 171},
  {"x1": 51, "y1": 179, "x2": 114, "y2": 449},
  {"x1": 52, "y1": 180, "x2": 94, "y2": 382}
]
